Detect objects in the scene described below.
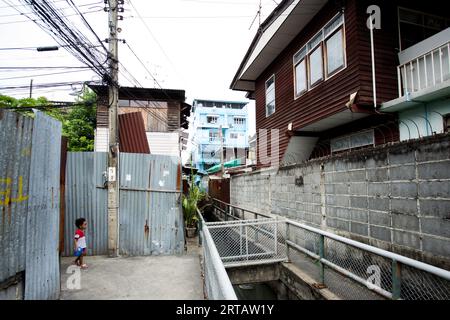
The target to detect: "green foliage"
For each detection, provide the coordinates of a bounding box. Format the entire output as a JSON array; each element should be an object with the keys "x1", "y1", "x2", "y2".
[
  {"x1": 182, "y1": 174, "x2": 206, "y2": 228},
  {"x1": 63, "y1": 89, "x2": 96, "y2": 151},
  {"x1": 0, "y1": 89, "x2": 97, "y2": 152},
  {"x1": 0, "y1": 94, "x2": 50, "y2": 117}
]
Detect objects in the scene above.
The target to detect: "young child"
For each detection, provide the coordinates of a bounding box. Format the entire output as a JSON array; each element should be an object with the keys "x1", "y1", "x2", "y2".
[{"x1": 74, "y1": 218, "x2": 88, "y2": 269}]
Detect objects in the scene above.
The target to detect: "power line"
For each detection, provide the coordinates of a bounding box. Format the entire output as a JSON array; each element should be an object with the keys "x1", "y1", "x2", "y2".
[
  {"x1": 0, "y1": 69, "x2": 92, "y2": 81},
  {"x1": 0, "y1": 81, "x2": 92, "y2": 91},
  {"x1": 127, "y1": 0, "x2": 185, "y2": 86},
  {"x1": 0, "y1": 0, "x2": 102, "y2": 18},
  {"x1": 0, "y1": 44, "x2": 102, "y2": 51},
  {"x1": 0, "y1": 8, "x2": 103, "y2": 25},
  {"x1": 13, "y1": 0, "x2": 110, "y2": 81},
  {"x1": 0, "y1": 66, "x2": 93, "y2": 70}
]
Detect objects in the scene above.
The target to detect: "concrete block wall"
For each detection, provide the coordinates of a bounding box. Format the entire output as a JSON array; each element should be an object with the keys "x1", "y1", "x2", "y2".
[{"x1": 230, "y1": 134, "x2": 450, "y2": 269}]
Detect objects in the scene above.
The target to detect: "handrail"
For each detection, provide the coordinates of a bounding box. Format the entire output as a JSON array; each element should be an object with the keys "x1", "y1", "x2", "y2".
[
  {"x1": 286, "y1": 219, "x2": 450, "y2": 281},
  {"x1": 397, "y1": 40, "x2": 450, "y2": 97},
  {"x1": 198, "y1": 210, "x2": 237, "y2": 300},
  {"x1": 208, "y1": 199, "x2": 450, "y2": 300},
  {"x1": 212, "y1": 198, "x2": 273, "y2": 219}
]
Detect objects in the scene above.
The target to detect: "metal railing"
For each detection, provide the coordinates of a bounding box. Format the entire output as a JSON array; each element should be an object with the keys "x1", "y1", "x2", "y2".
[
  {"x1": 210, "y1": 199, "x2": 450, "y2": 300},
  {"x1": 212, "y1": 198, "x2": 273, "y2": 221},
  {"x1": 286, "y1": 219, "x2": 450, "y2": 300},
  {"x1": 207, "y1": 218, "x2": 287, "y2": 268},
  {"x1": 398, "y1": 41, "x2": 450, "y2": 97},
  {"x1": 198, "y1": 211, "x2": 237, "y2": 300}
]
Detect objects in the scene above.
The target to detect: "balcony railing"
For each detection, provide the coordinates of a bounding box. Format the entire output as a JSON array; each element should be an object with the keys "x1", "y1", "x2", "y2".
[{"x1": 398, "y1": 40, "x2": 450, "y2": 97}]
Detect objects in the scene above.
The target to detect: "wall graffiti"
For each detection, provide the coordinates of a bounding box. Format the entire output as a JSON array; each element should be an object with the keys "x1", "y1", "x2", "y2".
[{"x1": 0, "y1": 176, "x2": 29, "y2": 205}]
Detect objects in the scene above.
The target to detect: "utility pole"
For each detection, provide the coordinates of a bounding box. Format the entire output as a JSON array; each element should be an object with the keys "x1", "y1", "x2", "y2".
[
  {"x1": 107, "y1": 0, "x2": 119, "y2": 258},
  {"x1": 29, "y1": 79, "x2": 33, "y2": 98},
  {"x1": 219, "y1": 125, "x2": 224, "y2": 176}
]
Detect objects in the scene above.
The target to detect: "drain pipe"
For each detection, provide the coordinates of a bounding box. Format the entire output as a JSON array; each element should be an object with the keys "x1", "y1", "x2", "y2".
[{"x1": 369, "y1": 16, "x2": 377, "y2": 109}]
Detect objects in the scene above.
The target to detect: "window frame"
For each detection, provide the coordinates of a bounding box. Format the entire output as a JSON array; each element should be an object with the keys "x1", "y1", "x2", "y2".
[
  {"x1": 324, "y1": 25, "x2": 346, "y2": 78},
  {"x1": 397, "y1": 6, "x2": 450, "y2": 51},
  {"x1": 209, "y1": 131, "x2": 219, "y2": 142},
  {"x1": 233, "y1": 117, "x2": 246, "y2": 126},
  {"x1": 293, "y1": 49, "x2": 308, "y2": 98},
  {"x1": 308, "y1": 42, "x2": 324, "y2": 88},
  {"x1": 444, "y1": 114, "x2": 450, "y2": 133},
  {"x1": 292, "y1": 12, "x2": 346, "y2": 99},
  {"x1": 206, "y1": 115, "x2": 218, "y2": 124},
  {"x1": 330, "y1": 130, "x2": 375, "y2": 153},
  {"x1": 265, "y1": 74, "x2": 276, "y2": 117}
]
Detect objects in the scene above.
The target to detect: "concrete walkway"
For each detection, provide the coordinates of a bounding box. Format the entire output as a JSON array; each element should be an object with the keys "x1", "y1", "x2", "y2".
[{"x1": 60, "y1": 240, "x2": 204, "y2": 300}]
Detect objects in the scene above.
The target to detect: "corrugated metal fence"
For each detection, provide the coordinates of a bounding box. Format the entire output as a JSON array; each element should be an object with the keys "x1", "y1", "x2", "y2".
[
  {"x1": 64, "y1": 152, "x2": 184, "y2": 256},
  {"x1": 64, "y1": 152, "x2": 108, "y2": 256},
  {"x1": 0, "y1": 110, "x2": 61, "y2": 300}
]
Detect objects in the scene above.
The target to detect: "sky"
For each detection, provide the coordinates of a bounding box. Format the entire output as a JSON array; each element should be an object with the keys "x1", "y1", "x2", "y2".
[{"x1": 0, "y1": 0, "x2": 280, "y2": 138}]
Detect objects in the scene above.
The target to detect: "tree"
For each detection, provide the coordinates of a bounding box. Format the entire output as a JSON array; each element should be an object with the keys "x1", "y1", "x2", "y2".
[
  {"x1": 0, "y1": 88, "x2": 97, "y2": 151},
  {"x1": 63, "y1": 89, "x2": 96, "y2": 151}
]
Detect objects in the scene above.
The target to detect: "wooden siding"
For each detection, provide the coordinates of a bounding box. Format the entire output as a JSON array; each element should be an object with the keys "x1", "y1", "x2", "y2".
[
  {"x1": 97, "y1": 101, "x2": 181, "y2": 132},
  {"x1": 252, "y1": 0, "x2": 428, "y2": 167}
]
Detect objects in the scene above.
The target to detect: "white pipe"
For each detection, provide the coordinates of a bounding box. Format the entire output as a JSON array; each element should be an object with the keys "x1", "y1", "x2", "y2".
[{"x1": 370, "y1": 16, "x2": 377, "y2": 108}]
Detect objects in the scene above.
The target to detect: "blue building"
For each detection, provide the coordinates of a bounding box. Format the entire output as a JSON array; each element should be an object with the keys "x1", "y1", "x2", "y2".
[{"x1": 190, "y1": 99, "x2": 249, "y2": 172}]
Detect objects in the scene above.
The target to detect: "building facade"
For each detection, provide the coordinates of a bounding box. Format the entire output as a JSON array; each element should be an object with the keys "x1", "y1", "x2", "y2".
[
  {"x1": 89, "y1": 85, "x2": 191, "y2": 156},
  {"x1": 190, "y1": 99, "x2": 249, "y2": 171},
  {"x1": 231, "y1": 0, "x2": 450, "y2": 168}
]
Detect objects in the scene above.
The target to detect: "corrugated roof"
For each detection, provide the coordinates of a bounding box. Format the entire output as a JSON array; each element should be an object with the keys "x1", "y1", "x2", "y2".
[{"x1": 119, "y1": 112, "x2": 151, "y2": 154}]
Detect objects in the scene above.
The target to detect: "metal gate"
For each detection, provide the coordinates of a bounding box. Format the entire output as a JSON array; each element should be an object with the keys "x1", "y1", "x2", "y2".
[
  {"x1": 119, "y1": 153, "x2": 184, "y2": 255},
  {"x1": 64, "y1": 152, "x2": 184, "y2": 256}
]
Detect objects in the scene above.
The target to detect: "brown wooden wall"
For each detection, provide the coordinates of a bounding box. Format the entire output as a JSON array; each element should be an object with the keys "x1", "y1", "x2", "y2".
[
  {"x1": 209, "y1": 178, "x2": 230, "y2": 204},
  {"x1": 97, "y1": 100, "x2": 181, "y2": 132},
  {"x1": 253, "y1": 0, "x2": 409, "y2": 167}
]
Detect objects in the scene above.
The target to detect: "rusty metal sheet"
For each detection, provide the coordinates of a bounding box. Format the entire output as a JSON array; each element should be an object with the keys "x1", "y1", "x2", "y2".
[
  {"x1": 119, "y1": 153, "x2": 184, "y2": 255},
  {"x1": 0, "y1": 110, "x2": 33, "y2": 288},
  {"x1": 64, "y1": 152, "x2": 108, "y2": 256},
  {"x1": 119, "y1": 112, "x2": 151, "y2": 154}
]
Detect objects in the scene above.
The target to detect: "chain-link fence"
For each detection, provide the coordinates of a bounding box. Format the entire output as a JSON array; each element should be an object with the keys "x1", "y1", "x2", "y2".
[
  {"x1": 200, "y1": 213, "x2": 237, "y2": 300},
  {"x1": 208, "y1": 199, "x2": 450, "y2": 300},
  {"x1": 207, "y1": 218, "x2": 287, "y2": 267},
  {"x1": 286, "y1": 220, "x2": 450, "y2": 300}
]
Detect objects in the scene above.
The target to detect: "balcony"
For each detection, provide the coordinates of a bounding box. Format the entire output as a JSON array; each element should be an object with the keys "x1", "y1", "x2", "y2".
[{"x1": 397, "y1": 28, "x2": 450, "y2": 98}]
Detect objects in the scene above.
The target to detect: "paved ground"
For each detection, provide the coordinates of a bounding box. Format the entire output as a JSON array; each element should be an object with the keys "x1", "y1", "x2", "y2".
[{"x1": 60, "y1": 237, "x2": 204, "y2": 300}]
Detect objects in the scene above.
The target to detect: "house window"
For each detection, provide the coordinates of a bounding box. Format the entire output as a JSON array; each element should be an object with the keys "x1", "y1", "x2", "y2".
[
  {"x1": 444, "y1": 114, "x2": 450, "y2": 132},
  {"x1": 293, "y1": 12, "x2": 345, "y2": 96},
  {"x1": 398, "y1": 8, "x2": 450, "y2": 50},
  {"x1": 230, "y1": 133, "x2": 238, "y2": 139},
  {"x1": 207, "y1": 115, "x2": 218, "y2": 124},
  {"x1": 234, "y1": 117, "x2": 245, "y2": 125},
  {"x1": 265, "y1": 75, "x2": 276, "y2": 117},
  {"x1": 209, "y1": 131, "x2": 219, "y2": 142},
  {"x1": 325, "y1": 28, "x2": 345, "y2": 76},
  {"x1": 294, "y1": 47, "x2": 307, "y2": 96},
  {"x1": 330, "y1": 130, "x2": 375, "y2": 153},
  {"x1": 309, "y1": 45, "x2": 324, "y2": 87}
]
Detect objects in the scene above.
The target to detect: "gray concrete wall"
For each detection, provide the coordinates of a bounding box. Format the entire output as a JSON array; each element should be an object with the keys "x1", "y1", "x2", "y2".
[{"x1": 230, "y1": 134, "x2": 450, "y2": 269}]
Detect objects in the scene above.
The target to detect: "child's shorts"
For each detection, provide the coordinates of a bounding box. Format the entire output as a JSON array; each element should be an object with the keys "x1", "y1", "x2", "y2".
[{"x1": 74, "y1": 247, "x2": 86, "y2": 257}]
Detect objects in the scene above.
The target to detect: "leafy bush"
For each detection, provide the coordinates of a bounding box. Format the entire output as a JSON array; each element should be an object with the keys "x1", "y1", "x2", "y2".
[{"x1": 182, "y1": 175, "x2": 205, "y2": 228}]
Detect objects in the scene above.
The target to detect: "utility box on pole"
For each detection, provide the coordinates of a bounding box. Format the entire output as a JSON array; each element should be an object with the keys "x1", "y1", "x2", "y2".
[{"x1": 107, "y1": 0, "x2": 119, "y2": 257}]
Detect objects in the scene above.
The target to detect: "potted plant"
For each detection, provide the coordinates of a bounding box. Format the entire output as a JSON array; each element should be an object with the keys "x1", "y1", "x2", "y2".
[{"x1": 182, "y1": 174, "x2": 204, "y2": 238}]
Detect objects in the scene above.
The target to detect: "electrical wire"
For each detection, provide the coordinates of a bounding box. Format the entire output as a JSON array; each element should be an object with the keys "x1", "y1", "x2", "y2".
[{"x1": 0, "y1": 69, "x2": 92, "y2": 81}]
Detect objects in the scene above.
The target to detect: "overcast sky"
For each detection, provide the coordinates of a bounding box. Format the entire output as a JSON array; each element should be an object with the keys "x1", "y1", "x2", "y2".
[{"x1": 0, "y1": 0, "x2": 279, "y2": 136}]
